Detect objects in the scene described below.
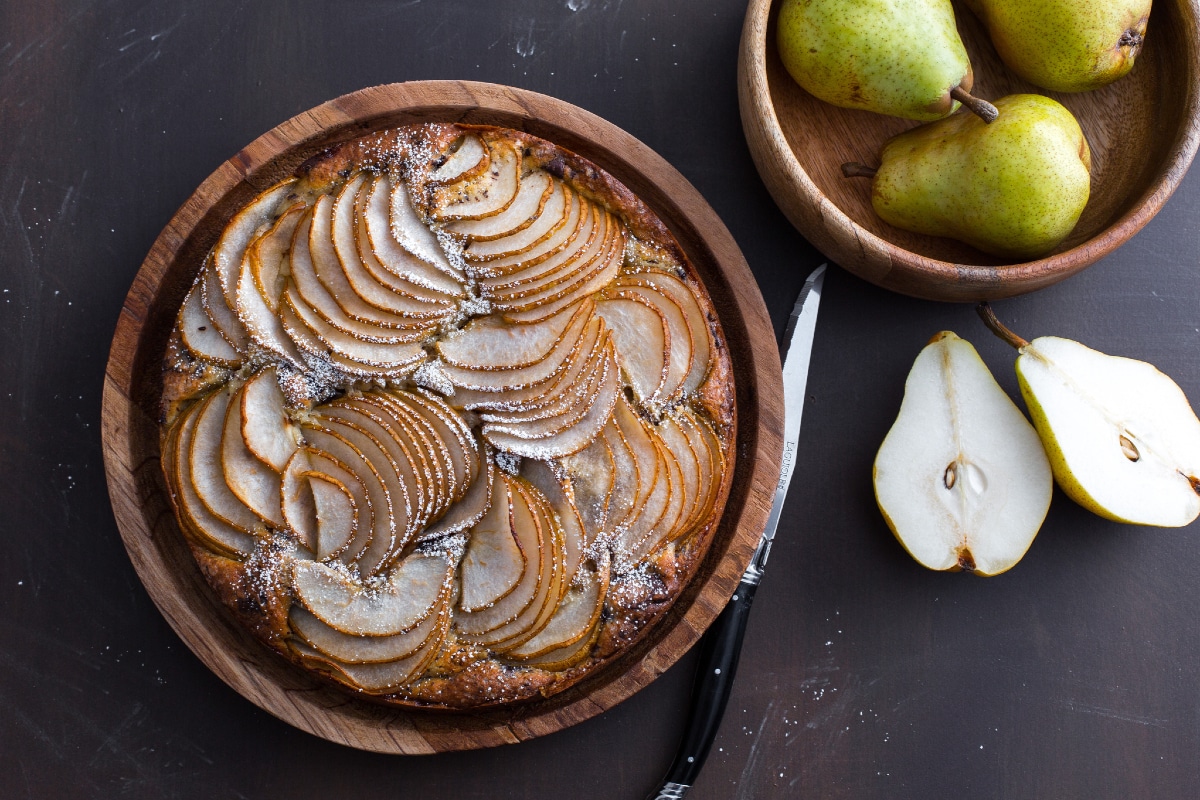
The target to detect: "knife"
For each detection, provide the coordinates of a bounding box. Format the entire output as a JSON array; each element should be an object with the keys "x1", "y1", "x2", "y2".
[{"x1": 649, "y1": 264, "x2": 827, "y2": 800}]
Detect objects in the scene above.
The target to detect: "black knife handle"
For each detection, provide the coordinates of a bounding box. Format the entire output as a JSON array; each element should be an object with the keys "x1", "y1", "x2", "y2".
[{"x1": 648, "y1": 579, "x2": 759, "y2": 800}]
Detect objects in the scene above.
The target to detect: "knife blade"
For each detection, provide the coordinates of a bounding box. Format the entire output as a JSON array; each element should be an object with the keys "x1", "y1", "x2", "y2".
[{"x1": 648, "y1": 264, "x2": 827, "y2": 800}]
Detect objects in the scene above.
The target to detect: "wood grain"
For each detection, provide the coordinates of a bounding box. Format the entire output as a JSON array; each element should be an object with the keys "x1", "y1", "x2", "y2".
[
  {"x1": 738, "y1": 0, "x2": 1200, "y2": 301},
  {"x1": 100, "y1": 81, "x2": 783, "y2": 754}
]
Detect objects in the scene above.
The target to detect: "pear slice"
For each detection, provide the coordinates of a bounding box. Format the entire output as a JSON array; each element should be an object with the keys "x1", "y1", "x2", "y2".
[
  {"x1": 236, "y1": 211, "x2": 305, "y2": 365},
  {"x1": 395, "y1": 390, "x2": 476, "y2": 498},
  {"x1": 299, "y1": 425, "x2": 387, "y2": 564},
  {"x1": 354, "y1": 177, "x2": 463, "y2": 302},
  {"x1": 522, "y1": 458, "x2": 586, "y2": 586},
  {"x1": 306, "y1": 472, "x2": 358, "y2": 560},
  {"x1": 369, "y1": 392, "x2": 452, "y2": 516},
  {"x1": 169, "y1": 400, "x2": 256, "y2": 556},
  {"x1": 616, "y1": 271, "x2": 712, "y2": 396},
  {"x1": 291, "y1": 609, "x2": 448, "y2": 693},
  {"x1": 364, "y1": 176, "x2": 465, "y2": 296},
  {"x1": 874, "y1": 331, "x2": 1053, "y2": 575},
  {"x1": 521, "y1": 554, "x2": 609, "y2": 671},
  {"x1": 483, "y1": 346, "x2": 620, "y2": 458},
  {"x1": 678, "y1": 406, "x2": 725, "y2": 536},
  {"x1": 601, "y1": 418, "x2": 641, "y2": 535},
  {"x1": 213, "y1": 180, "x2": 296, "y2": 311},
  {"x1": 281, "y1": 290, "x2": 427, "y2": 368},
  {"x1": 499, "y1": 224, "x2": 624, "y2": 324},
  {"x1": 440, "y1": 303, "x2": 593, "y2": 392},
  {"x1": 484, "y1": 203, "x2": 604, "y2": 307},
  {"x1": 389, "y1": 176, "x2": 461, "y2": 278},
  {"x1": 189, "y1": 389, "x2": 263, "y2": 534},
  {"x1": 608, "y1": 282, "x2": 694, "y2": 403},
  {"x1": 452, "y1": 169, "x2": 554, "y2": 243},
  {"x1": 220, "y1": 387, "x2": 285, "y2": 528},
  {"x1": 474, "y1": 187, "x2": 583, "y2": 279},
  {"x1": 201, "y1": 263, "x2": 249, "y2": 352},
  {"x1": 459, "y1": 471, "x2": 525, "y2": 612},
  {"x1": 290, "y1": 596, "x2": 440, "y2": 664},
  {"x1": 658, "y1": 414, "x2": 703, "y2": 538},
  {"x1": 437, "y1": 297, "x2": 587, "y2": 370},
  {"x1": 980, "y1": 304, "x2": 1200, "y2": 527},
  {"x1": 506, "y1": 554, "x2": 607, "y2": 661},
  {"x1": 348, "y1": 394, "x2": 435, "y2": 523},
  {"x1": 280, "y1": 449, "x2": 319, "y2": 550},
  {"x1": 278, "y1": 299, "x2": 424, "y2": 379},
  {"x1": 424, "y1": 446, "x2": 495, "y2": 540},
  {"x1": 478, "y1": 322, "x2": 608, "y2": 424},
  {"x1": 455, "y1": 475, "x2": 544, "y2": 638},
  {"x1": 596, "y1": 294, "x2": 669, "y2": 405},
  {"x1": 431, "y1": 134, "x2": 488, "y2": 184},
  {"x1": 240, "y1": 367, "x2": 298, "y2": 472},
  {"x1": 292, "y1": 550, "x2": 451, "y2": 637},
  {"x1": 561, "y1": 431, "x2": 616, "y2": 543},
  {"x1": 433, "y1": 138, "x2": 521, "y2": 220},
  {"x1": 282, "y1": 447, "x2": 371, "y2": 560},
  {"x1": 330, "y1": 174, "x2": 454, "y2": 320},
  {"x1": 178, "y1": 276, "x2": 242, "y2": 367}
]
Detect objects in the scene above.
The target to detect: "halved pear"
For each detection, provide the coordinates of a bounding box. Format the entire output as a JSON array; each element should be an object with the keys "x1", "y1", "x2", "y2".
[
  {"x1": 979, "y1": 305, "x2": 1200, "y2": 527},
  {"x1": 292, "y1": 550, "x2": 452, "y2": 637},
  {"x1": 874, "y1": 331, "x2": 1052, "y2": 576}
]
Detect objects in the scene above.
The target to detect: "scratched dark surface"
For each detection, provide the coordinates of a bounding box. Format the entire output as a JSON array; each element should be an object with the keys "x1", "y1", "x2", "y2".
[{"x1": 2, "y1": 0, "x2": 1200, "y2": 797}]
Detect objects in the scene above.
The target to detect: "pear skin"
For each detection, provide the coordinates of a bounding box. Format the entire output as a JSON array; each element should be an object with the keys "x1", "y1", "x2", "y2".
[
  {"x1": 962, "y1": 0, "x2": 1150, "y2": 93},
  {"x1": 777, "y1": 0, "x2": 978, "y2": 122},
  {"x1": 867, "y1": 94, "x2": 1091, "y2": 260}
]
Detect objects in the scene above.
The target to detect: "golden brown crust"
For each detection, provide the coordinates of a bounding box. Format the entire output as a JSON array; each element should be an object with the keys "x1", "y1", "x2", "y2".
[{"x1": 159, "y1": 123, "x2": 737, "y2": 710}]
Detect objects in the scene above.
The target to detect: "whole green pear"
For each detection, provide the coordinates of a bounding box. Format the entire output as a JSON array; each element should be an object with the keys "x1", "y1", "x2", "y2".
[
  {"x1": 962, "y1": 0, "x2": 1151, "y2": 92},
  {"x1": 859, "y1": 94, "x2": 1091, "y2": 260},
  {"x1": 777, "y1": 0, "x2": 980, "y2": 122}
]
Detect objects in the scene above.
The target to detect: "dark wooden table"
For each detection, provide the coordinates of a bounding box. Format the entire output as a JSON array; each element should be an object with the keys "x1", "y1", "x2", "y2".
[{"x1": 3, "y1": 1, "x2": 1199, "y2": 797}]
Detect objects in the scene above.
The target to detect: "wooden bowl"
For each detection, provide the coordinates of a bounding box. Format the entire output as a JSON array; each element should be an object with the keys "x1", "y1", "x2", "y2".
[
  {"x1": 739, "y1": 0, "x2": 1200, "y2": 302},
  {"x1": 100, "y1": 81, "x2": 782, "y2": 753}
]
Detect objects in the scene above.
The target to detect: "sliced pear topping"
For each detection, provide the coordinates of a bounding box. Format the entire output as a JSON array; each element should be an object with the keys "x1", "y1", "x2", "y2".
[
  {"x1": 170, "y1": 400, "x2": 256, "y2": 556},
  {"x1": 433, "y1": 138, "x2": 521, "y2": 220},
  {"x1": 522, "y1": 458, "x2": 586, "y2": 586},
  {"x1": 240, "y1": 368, "x2": 297, "y2": 472},
  {"x1": 292, "y1": 551, "x2": 451, "y2": 637},
  {"x1": 201, "y1": 263, "x2": 249, "y2": 352},
  {"x1": 431, "y1": 134, "x2": 487, "y2": 184},
  {"x1": 474, "y1": 186, "x2": 581, "y2": 278},
  {"x1": 616, "y1": 271, "x2": 712, "y2": 395},
  {"x1": 221, "y1": 388, "x2": 285, "y2": 528},
  {"x1": 291, "y1": 610, "x2": 448, "y2": 693},
  {"x1": 874, "y1": 331, "x2": 1052, "y2": 576},
  {"x1": 189, "y1": 389, "x2": 263, "y2": 533},
  {"x1": 459, "y1": 471, "x2": 524, "y2": 612},
  {"x1": 237, "y1": 209, "x2": 305, "y2": 365},
  {"x1": 214, "y1": 180, "x2": 297, "y2": 311},
  {"x1": 178, "y1": 276, "x2": 241, "y2": 367},
  {"x1": 506, "y1": 554, "x2": 607, "y2": 662},
  {"x1": 307, "y1": 472, "x2": 358, "y2": 560},
  {"x1": 453, "y1": 170, "x2": 554, "y2": 244},
  {"x1": 596, "y1": 294, "x2": 669, "y2": 405},
  {"x1": 290, "y1": 597, "x2": 441, "y2": 664},
  {"x1": 364, "y1": 176, "x2": 464, "y2": 296},
  {"x1": 561, "y1": 432, "x2": 615, "y2": 542},
  {"x1": 436, "y1": 297, "x2": 586, "y2": 370},
  {"x1": 280, "y1": 449, "x2": 318, "y2": 550},
  {"x1": 424, "y1": 447, "x2": 494, "y2": 539},
  {"x1": 389, "y1": 176, "x2": 461, "y2": 277},
  {"x1": 455, "y1": 476, "x2": 544, "y2": 638}
]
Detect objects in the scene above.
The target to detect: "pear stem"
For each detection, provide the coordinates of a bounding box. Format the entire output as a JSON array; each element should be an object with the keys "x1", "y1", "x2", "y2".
[
  {"x1": 841, "y1": 162, "x2": 878, "y2": 179},
  {"x1": 977, "y1": 302, "x2": 1030, "y2": 350},
  {"x1": 951, "y1": 86, "x2": 999, "y2": 124}
]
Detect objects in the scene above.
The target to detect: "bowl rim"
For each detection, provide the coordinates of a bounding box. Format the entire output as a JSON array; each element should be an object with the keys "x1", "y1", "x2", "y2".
[
  {"x1": 738, "y1": 0, "x2": 1200, "y2": 301},
  {"x1": 100, "y1": 80, "x2": 783, "y2": 753}
]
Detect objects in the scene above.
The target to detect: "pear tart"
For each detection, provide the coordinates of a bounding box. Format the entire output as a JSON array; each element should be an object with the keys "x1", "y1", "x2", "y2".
[{"x1": 159, "y1": 124, "x2": 735, "y2": 709}]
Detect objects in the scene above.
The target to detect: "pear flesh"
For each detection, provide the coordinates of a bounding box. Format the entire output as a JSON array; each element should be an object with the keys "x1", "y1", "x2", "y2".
[
  {"x1": 777, "y1": 0, "x2": 975, "y2": 121},
  {"x1": 874, "y1": 332, "x2": 1052, "y2": 575},
  {"x1": 963, "y1": 0, "x2": 1151, "y2": 93},
  {"x1": 868, "y1": 94, "x2": 1091, "y2": 260},
  {"x1": 1015, "y1": 336, "x2": 1200, "y2": 527}
]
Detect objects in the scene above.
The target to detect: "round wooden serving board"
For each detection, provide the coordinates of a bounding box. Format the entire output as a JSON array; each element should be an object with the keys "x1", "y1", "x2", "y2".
[
  {"x1": 100, "y1": 81, "x2": 783, "y2": 754},
  {"x1": 739, "y1": 0, "x2": 1200, "y2": 301}
]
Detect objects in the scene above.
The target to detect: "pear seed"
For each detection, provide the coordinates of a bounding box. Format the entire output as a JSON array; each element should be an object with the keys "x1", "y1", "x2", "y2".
[
  {"x1": 943, "y1": 462, "x2": 957, "y2": 490},
  {"x1": 1119, "y1": 435, "x2": 1140, "y2": 462}
]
